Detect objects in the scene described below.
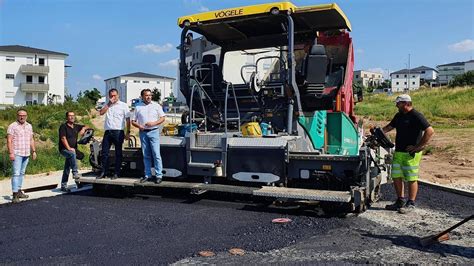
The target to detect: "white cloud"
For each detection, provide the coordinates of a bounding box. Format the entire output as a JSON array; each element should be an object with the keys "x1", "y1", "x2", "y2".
[
  {"x1": 183, "y1": 0, "x2": 209, "y2": 12},
  {"x1": 448, "y1": 39, "x2": 474, "y2": 52},
  {"x1": 159, "y1": 58, "x2": 178, "y2": 68},
  {"x1": 92, "y1": 74, "x2": 103, "y2": 80},
  {"x1": 134, "y1": 43, "x2": 173, "y2": 54},
  {"x1": 355, "y1": 48, "x2": 364, "y2": 54}
]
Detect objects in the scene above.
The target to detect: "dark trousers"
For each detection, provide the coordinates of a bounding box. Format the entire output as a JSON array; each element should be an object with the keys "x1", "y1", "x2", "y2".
[{"x1": 101, "y1": 130, "x2": 125, "y2": 176}]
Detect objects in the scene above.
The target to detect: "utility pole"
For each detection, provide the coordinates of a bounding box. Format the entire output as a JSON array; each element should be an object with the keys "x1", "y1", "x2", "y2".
[{"x1": 408, "y1": 54, "x2": 411, "y2": 91}]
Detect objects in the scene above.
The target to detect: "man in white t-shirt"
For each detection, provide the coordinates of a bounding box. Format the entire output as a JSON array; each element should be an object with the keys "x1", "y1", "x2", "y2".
[
  {"x1": 97, "y1": 88, "x2": 131, "y2": 179},
  {"x1": 131, "y1": 89, "x2": 166, "y2": 184}
]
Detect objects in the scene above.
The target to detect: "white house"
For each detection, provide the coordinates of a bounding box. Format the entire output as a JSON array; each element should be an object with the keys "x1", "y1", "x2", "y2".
[
  {"x1": 104, "y1": 72, "x2": 175, "y2": 106},
  {"x1": 437, "y1": 62, "x2": 465, "y2": 86},
  {"x1": 464, "y1": 60, "x2": 474, "y2": 73},
  {"x1": 410, "y1": 66, "x2": 437, "y2": 85},
  {"x1": 0, "y1": 45, "x2": 68, "y2": 106},
  {"x1": 353, "y1": 70, "x2": 383, "y2": 88},
  {"x1": 390, "y1": 68, "x2": 421, "y2": 92}
]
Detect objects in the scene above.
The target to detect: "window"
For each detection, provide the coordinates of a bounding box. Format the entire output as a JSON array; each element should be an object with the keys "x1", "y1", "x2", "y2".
[
  {"x1": 6, "y1": 74, "x2": 14, "y2": 79},
  {"x1": 5, "y1": 91, "x2": 15, "y2": 98},
  {"x1": 355, "y1": 75, "x2": 359, "y2": 78},
  {"x1": 25, "y1": 93, "x2": 33, "y2": 105},
  {"x1": 404, "y1": 82, "x2": 407, "y2": 85},
  {"x1": 26, "y1": 75, "x2": 33, "y2": 83},
  {"x1": 38, "y1": 76, "x2": 45, "y2": 84},
  {"x1": 396, "y1": 75, "x2": 399, "y2": 78},
  {"x1": 157, "y1": 81, "x2": 161, "y2": 84},
  {"x1": 412, "y1": 75, "x2": 415, "y2": 78},
  {"x1": 142, "y1": 81, "x2": 149, "y2": 83},
  {"x1": 38, "y1": 58, "x2": 45, "y2": 66},
  {"x1": 6, "y1": 56, "x2": 15, "y2": 62},
  {"x1": 412, "y1": 81, "x2": 415, "y2": 85},
  {"x1": 396, "y1": 82, "x2": 399, "y2": 85},
  {"x1": 421, "y1": 71, "x2": 425, "y2": 74},
  {"x1": 404, "y1": 75, "x2": 407, "y2": 78},
  {"x1": 134, "y1": 80, "x2": 140, "y2": 83},
  {"x1": 364, "y1": 74, "x2": 368, "y2": 78}
]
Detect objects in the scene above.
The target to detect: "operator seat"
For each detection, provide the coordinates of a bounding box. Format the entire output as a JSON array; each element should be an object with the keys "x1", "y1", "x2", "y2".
[
  {"x1": 196, "y1": 54, "x2": 224, "y2": 97},
  {"x1": 300, "y1": 44, "x2": 338, "y2": 111}
]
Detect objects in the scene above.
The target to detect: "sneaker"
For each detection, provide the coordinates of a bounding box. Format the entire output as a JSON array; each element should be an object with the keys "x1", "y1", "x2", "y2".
[
  {"x1": 18, "y1": 190, "x2": 29, "y2": 199},
  {"x1": 154, "y1": 177, "x2": 163, "y2": 184},
  {"x1": 12, "y1": 192, "x2": 20, "y2": 203},
  {"x1": 139, "y1": 177, "x2": 150, "y2": 183},
  {"x1": 398, "y1": 201, "x2": 416, "y2": 214},
  {"x1": 385, "y1": 198, "x2": 405, "y2": 211},
  {"x1": 60, "y1": 187, "x2": 72, "y2": 193},
  {"x1": 111, "y1": 174, "x2": 119, "y2": 180}
]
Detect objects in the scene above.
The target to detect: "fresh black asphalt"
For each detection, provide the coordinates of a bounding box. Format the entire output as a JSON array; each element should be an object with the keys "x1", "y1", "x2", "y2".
[{"x1": 0, "y1": 184, "x2": 472, "y2": 264}]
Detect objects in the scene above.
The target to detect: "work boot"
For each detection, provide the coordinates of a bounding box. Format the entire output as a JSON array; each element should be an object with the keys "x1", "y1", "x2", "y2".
[
  {"x1": 154, "y1": 177, "x2": 163, "y2": 184},
  {"x1": 398, "y1": 200, "x2": 416, "y2": 214},
  {"x1": 385, "y1": 198, "x2": 405, "y2": 211},
  {"x1": 18, "y1": 190, "x2": 29, "y2": 199},
  {"x1": 12, "y1": 192, "x2": 20, "y2": 203}
]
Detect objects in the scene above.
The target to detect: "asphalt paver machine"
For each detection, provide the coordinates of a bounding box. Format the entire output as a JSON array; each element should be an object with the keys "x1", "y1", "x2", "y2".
[{"x1": 81, "y1": 2, "x2": 393, "y2": 214}]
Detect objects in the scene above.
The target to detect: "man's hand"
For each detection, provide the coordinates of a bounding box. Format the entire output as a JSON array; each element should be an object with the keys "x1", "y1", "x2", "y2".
[
  {"x1": 406, "y1": 145, "x2": 422, "y2": 154},
  {"x1": 32, "y1": 151, "x2": 37, "y2": 160},
  {"x1": 138, "y1": 125, "x2": 145, "y2": 131},
  {"x1": 68, "y1": 148, "x2": 75, "y2": 153},
  {"x1": 145, "y1": 122, "x2": 155, "y2": 127},
  {"x1": 9, "y1": 153, "x2": 15, "y2": 161}
]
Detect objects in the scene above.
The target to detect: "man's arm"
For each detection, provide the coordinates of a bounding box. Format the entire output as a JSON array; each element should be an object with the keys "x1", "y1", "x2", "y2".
[
  {"x1": 7, "y1": 135, "x2": 14, "y2": 161},
  {"x1": 30, "y1": 134, "x2": 37, "y2": 160},
  {"x1": 99, "y1": 101, "x2": 113, "y2": 116},
  {"x1": 382, "y1": 124, "x2": 394, "y2": 133},
  {"x1": 145, "y1": 116, "x2": 165, "y2": 127},
  {"x1": 78, "y1": 125, "x2": 90, "y2": 136},
  {"x1": 407, "y1": 126, "x2": 435, "y2": 153},
  {"x1": 61, "y1": 136, "x2": 74, "y2": 152}
]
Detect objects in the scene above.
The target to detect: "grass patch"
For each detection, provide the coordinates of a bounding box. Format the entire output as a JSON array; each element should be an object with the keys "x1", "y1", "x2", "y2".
[
  {"x1": 355, "y1": 86, "x2": 474, "y2": 128},
  {"x1": 0, "y1": 102, "x2": 95, "y2": 179}
]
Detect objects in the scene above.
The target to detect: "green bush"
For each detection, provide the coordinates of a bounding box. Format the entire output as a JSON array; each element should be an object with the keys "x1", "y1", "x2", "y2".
[{"x1": 0, "y1": 101, "x2": 95, "y2": 179}]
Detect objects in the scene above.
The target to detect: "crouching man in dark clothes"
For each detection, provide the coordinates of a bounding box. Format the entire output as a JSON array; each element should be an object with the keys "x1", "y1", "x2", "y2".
[{"x1": 58, "y1": 111, "x2": 90, "y2": 192}]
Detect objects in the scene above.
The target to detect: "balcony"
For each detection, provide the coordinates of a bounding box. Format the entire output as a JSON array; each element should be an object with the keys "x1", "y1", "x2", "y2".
[
  {"x1": 20, "y1": 65, "x2": 50, "y2": 74},
  {"x1": 20, "y1": 83, "x2": 49, "y2": 92}
]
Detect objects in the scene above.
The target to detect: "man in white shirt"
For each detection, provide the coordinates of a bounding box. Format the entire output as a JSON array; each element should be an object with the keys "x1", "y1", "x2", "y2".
[
  {"x1": 97, "y1": 88, "x2": 131, "y2": 179},
  {"x1": 131, "y1": 89, "x2": 166, "y2": 184}
]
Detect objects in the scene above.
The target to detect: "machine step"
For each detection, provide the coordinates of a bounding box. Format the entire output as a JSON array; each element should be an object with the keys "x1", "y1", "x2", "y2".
[
  {"x1": 253, "y1": 186, "x2": 352, "y2": 202},
  {"x1": 188, "y1": 162, "x2": 216, "y2": 169}
]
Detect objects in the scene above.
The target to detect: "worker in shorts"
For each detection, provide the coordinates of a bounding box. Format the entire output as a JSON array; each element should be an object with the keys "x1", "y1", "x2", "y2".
[{"x1": 383, "y1": 94, "x2": 434, "y2": 214}]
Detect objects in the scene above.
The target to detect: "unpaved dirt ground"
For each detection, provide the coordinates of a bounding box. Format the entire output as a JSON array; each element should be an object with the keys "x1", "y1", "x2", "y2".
[{"x1": 366, "y1": 119, "x2": 474, "y2": 191}]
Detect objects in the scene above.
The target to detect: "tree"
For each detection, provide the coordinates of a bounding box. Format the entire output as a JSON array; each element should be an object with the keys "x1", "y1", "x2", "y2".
[
  {"x1": 152, "y1": 88, "x2": 161, "y2": 102},
  {"x1": 64, "y1": 94, "x2": 74, "y2": 102},
  {"x1": 449, "y1": 71, "x2": 474, "y2": 87},
  {"x1": 77, "y1": 88, "x2": 102, "y2": 103}
]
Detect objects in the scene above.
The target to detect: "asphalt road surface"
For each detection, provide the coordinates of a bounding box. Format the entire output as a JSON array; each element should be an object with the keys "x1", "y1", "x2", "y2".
[{"x1": 0, "y1": 184, "x2": 472, "y2": 264}]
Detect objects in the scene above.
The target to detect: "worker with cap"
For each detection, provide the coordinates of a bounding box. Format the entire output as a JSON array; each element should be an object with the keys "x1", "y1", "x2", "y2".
[{"x1": 382, "y1": 94, "x2": 434, "y2": 214}]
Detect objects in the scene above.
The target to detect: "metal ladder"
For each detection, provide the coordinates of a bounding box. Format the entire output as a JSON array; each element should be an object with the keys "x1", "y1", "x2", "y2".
[{"x1": 224, "y1": 82, "x2": 241, "y2": 134}]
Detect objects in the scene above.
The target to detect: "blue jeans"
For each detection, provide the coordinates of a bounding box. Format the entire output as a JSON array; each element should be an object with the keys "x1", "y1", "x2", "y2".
[
  {"x1": 101, "y1": 130, "x2": 125, "y2": 176},
  {"x1": 60, "y1": 149, "x2": 78, "y2": 187},
  {"x1": 12, "y1": 155, "x2": 29, "y2": 193},
  {"x1": 139, "y1": 129, "x2": 163, "y2": 178}
]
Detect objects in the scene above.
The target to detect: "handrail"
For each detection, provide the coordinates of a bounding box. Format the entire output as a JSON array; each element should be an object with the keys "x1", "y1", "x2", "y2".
[
  {"x1": 188, "y1": 82, "x2": 208, "y2": 132},
  {"x1": 224, "y1": 82, "x2": 241, "y2": 134}
]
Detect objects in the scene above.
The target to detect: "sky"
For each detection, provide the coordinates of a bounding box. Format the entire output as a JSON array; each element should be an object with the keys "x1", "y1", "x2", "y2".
[{"x1": 1, "y1": 0, "x2": 473, "y2": 97}]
